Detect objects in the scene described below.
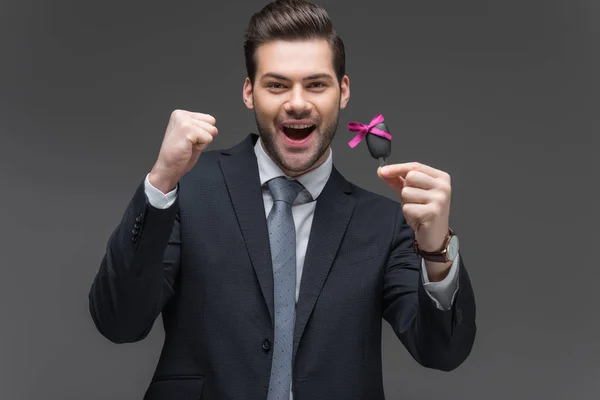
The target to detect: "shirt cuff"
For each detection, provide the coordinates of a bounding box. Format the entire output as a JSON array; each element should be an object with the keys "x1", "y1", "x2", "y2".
[
  {"x1": 421, "y1": 254, "x2": 460, "y2": 311},
  {"x1": 144, "y1": 173, "x2": 178, "y2": 209}
]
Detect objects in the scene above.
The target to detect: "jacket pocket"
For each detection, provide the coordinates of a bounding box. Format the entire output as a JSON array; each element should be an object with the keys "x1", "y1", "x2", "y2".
[{"x1": 144, "y1": 376, "x2": 204, "y2": 400}]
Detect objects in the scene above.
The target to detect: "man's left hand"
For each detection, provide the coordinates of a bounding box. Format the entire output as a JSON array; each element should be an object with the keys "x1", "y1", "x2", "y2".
[{"x1": 377, "y1": 162, "x2": 451, "y2": 253}]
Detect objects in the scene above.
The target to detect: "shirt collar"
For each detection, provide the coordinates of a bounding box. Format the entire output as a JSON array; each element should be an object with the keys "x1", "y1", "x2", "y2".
[{"x1": 254, "y1": 135, "x2": 332, "y2": 201}]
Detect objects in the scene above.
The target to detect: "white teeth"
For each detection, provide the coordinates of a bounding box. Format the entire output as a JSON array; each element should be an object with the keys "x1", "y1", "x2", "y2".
[{"x1": 283, "y1": 124, "x2": 313, "y2": 129}]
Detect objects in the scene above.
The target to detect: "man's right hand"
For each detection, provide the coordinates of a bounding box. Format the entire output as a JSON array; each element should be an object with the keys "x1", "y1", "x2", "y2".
[{"x1": 148, "y1": 109, "x2": 218, "y2": 194}]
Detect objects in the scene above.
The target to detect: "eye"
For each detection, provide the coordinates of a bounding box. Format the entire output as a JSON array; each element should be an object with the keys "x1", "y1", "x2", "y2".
[
  {"x1": 309, "y1": 82, "x2": 327, "y2": 90},
  {"x1": 267, "y1": 82, "x2": 285, "y2": 89}
]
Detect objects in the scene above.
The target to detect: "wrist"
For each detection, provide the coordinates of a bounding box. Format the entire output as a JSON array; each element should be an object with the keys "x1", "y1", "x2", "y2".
[
  {"x1": 424, "y1": 259, "x2": 453, "y2": 282},
  {"x1": 414, "y1": 227, "x2": 458, "y2": 264},
  {"x1": 148, "y1": 166, "x2": 179, "y2": 194},
  {"x1": 417, "y1": 225, "x2": 449, "y2": 252}
]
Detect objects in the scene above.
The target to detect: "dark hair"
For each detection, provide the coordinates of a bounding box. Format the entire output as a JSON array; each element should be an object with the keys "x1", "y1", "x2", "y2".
[{"x1": 243, "y1": 0, "x2": 346, "y2": 85}]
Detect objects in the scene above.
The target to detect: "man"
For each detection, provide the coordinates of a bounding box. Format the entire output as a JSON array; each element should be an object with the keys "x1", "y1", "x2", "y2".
[{"x1": 88, "y1": 0, "x2": 476, "y2": 399}]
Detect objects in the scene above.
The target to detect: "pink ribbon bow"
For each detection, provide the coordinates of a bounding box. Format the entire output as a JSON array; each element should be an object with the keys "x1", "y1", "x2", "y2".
[{"x1": 347, "y1": 114, "x2": 392, "y2": 148}]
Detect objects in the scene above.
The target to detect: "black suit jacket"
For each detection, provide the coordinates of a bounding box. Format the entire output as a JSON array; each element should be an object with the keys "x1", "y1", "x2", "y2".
[{"x1": 89, "y1": 133, "x2": 476, "y2": 400}]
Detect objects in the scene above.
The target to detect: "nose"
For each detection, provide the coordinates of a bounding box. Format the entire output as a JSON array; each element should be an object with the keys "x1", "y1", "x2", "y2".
[{"x1": 283, "y1": 85, "x2": 311, "y2": 116}]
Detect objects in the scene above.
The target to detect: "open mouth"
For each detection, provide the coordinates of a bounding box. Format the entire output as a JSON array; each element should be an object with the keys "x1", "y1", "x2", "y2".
[{"x1": 281, "y1": 124, "x2": 316, "y2": 142}]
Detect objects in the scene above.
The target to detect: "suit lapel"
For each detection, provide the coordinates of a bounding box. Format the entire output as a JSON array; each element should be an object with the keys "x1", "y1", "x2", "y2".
[
  {"x1": 219, "y1": 134, "x2": 358, "y2": 349},
  {"x1": 219, "y1": 134, "x2": 276, "y2": 325},
  {"x1": 293, "y1": 167, "x2": 356, "y2": 362}
]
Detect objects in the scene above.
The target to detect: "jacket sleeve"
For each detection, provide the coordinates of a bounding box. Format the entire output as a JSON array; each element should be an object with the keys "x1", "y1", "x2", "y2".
[
  {"x1": 88, "y1": 179, "x2": 181, "y2": 344},
  {"x1": 382, "y1": 204, "x2": 476, "y2": 371}
]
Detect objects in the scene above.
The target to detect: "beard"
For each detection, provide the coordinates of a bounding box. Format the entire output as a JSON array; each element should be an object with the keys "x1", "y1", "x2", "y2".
[{"x1": 254, "y1": 108, "x2": 339, "y2": 176}]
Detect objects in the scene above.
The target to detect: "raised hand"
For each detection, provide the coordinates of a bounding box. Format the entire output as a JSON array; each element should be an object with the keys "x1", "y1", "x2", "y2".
[{"x1": 149, "y1": 109, "x2": 218, "y2": 193}]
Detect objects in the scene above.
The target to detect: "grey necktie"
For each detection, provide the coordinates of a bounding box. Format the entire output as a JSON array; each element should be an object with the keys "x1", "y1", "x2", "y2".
[{"x1": 266, "y1": 177, "x2": 305, "y2": 400}]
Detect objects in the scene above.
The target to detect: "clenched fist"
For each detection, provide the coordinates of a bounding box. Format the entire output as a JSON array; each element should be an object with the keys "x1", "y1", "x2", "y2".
[{"x1": 149, "y1": 109, "x2": 218, "y2": 193}]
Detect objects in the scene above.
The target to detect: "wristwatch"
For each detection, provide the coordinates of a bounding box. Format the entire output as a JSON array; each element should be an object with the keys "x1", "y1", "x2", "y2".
[{"x1": 413, "y1": 227, "x2": 459, "y2": 263}]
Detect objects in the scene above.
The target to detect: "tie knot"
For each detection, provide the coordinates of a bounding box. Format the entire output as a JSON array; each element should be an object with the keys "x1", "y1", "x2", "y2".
[{"x1": 267, "y1": 177, "x2": 305, "y2": 204}]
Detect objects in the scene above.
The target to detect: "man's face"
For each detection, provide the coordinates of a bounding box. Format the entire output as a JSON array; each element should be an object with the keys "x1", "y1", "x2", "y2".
[{"x1": 243, "y1": 39, "x2": 350, "y2": 177}]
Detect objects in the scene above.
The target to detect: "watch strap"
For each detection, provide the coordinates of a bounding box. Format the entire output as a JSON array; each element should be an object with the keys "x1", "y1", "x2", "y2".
[{"x1": 413, "y1": 228, "x2": 454, "y2": 263}]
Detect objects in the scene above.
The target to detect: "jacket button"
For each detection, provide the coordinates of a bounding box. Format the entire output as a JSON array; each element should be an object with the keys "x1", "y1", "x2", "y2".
[
  {"x1": 262, "y1": 339, "x2": 271, "y2": 351},
  {"x1": 132, "y1": 229, "x2": 139, "y2": 235},
  {"x1": 136, "y1": 215, "x2": 142, "y2": 222}
]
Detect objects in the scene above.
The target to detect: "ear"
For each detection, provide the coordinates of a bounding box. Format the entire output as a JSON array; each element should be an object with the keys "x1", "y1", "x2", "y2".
[
  {"x1": 242, "y1": 77, "x2": 254, "y2": 109},
  {"x1": 339, "y1": 75, "x2": 350, "y2": 109}
]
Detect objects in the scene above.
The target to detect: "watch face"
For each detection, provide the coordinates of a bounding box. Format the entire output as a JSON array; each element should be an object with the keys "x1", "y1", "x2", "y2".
[{"x1": 447, "y1": 236, "x2": 459, "y2": 260}]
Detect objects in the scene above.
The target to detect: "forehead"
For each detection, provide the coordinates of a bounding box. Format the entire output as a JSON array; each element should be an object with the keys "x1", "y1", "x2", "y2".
[{"x1": 255, "y1": 39, "x2": 335, "y2": 78}]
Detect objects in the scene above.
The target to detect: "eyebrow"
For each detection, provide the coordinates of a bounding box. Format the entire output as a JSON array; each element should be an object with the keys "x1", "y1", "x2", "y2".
[{"x1": 260, "y1": 72, "x2": 335, "y2": 82}]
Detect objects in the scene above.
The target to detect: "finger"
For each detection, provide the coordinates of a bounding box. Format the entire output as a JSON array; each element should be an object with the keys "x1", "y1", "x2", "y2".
[
  {"x1": 192, "y1": 138, "x2": 211, "y2": 152},
  {"x1": 185, "y1": 128, "x2": 214, "y2": 147},
  {"x1": 188, "y1": 111, "x2": 216, "y2": 126},
  {"x1": 380, "y1": 162, "x2": 448, "y2": 181},
  {"x1": 179, "y1": 117, "x2": 218, "y2": 137},
  {"x1": 404, "y1": 170, "x2": 437, "y2": 190},
  {"x1": 400, "y1": 186, "x2": 430, "y2": 204},
  {"x1": 188, "y1": 118, "x2": 218, "y2": 137},
  {"x1": 402, "y1": 202, "x2": 440, "y2": 224},
  {"x1": 377, "y1": 170, "x2": 404, "y2": 193}
]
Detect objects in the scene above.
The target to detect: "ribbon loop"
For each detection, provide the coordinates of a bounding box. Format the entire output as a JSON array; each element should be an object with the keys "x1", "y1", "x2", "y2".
[{"x1": 346, "y1": 113, "x2": 392, "y2": 148}]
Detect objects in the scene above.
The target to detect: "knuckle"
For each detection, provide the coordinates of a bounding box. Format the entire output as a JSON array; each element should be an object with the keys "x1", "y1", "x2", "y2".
[
  {"x1": 185, "y1": 133, "x2": 196, "y2": 143},
  {"x1": 402, "y1": 203, "x2": 410, "y2": 214},
  {"x1": 400, "y1": 187, "x2": 408, "y2": 200},
  {"x1": 171, "y1": 109, "x2": 185, "y2": 120},
  {"x1": 179, "y1": 119, "x2": 193, "y2": 131},
  {"x1": 440, "y1": 172, "x2": 451, "y2": 185},
  {"x1": 433, "y1": 191, "x2": 446, "y2": 203},
  {"x1": 439, "y1": 182, "x2": 451, "y2": 195},
  {"x1": 194, "y1": 131, "x2": 210, "y2": 145}
]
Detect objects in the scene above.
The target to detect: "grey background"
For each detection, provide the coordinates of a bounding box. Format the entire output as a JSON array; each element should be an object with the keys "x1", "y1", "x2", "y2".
[{"x1": 0, "y1": 0, "x2": 598, "y2": 399}]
